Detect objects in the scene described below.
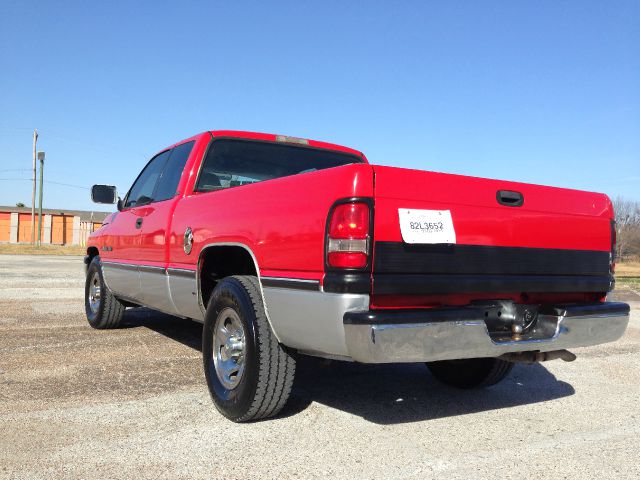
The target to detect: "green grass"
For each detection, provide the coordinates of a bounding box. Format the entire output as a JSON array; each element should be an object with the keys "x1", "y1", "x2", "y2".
[{"x1": 616, "y1": 276, "x2": 640, "y2": 291}]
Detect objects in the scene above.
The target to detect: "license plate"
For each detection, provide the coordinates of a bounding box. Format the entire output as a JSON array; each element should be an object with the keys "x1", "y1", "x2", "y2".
[{"x1": 398, "y1": 209, "x2": 456, "y2": 244}]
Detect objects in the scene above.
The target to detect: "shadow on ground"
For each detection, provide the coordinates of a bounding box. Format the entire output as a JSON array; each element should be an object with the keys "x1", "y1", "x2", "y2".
[
  {"x1": 284, "y1": 356, "x2": 574, "y2": 424},
  {"x1": 121, "y1": 307, "x2": 575, "y2": 425},
  {"x1": 121, "y1": 307, "x2": 203, "y2": 351}
]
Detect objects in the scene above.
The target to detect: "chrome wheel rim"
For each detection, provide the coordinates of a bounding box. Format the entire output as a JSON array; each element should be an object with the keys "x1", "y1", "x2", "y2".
[
  {"x1": 88, "y1": 271, "x2": 102, "y2": 314},
  {"x1": 212, "y1": 308, "x2": 246, "y2": 390}
]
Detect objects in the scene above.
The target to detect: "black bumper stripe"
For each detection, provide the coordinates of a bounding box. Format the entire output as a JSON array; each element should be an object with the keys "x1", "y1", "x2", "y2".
[
  {"x1": 372, "y1": 273, "x2": 612, "y2": 295},
  {"x1": 374, "y1": 242, "x2": 610, "y2": 276},
  {"x1": 344, "y1": 302, "x2": 629, "y2": 325},
  {"x1": 323, "y1": 273, "x2": 370, "y2": 294}
]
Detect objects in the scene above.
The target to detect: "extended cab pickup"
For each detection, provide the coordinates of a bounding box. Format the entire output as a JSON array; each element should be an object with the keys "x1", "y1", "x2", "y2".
[{"x1": 86, "y1": 130, "x2": 630, "y2": 421}]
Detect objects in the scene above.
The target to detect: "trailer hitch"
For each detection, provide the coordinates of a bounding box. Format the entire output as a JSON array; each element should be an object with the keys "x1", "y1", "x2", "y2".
[{"x1": 499, "y1": 350, "x2": 577, "y2": 364}]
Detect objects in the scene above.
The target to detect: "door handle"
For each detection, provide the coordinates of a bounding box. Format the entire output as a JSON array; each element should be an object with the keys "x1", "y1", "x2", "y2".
[
  {"x1": 135, "y1": 217, "x2": 143, "y2": 229},
  {"x1": 496, "y1": 190, "x2": 524, "y2": 207}
]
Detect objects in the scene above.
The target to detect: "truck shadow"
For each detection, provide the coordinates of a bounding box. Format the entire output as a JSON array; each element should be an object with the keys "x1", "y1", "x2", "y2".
[
  {"x1": 121, "y1": 308, "x2": 203, "y2": 351},
  {"x1": 284, "y1": 356, "x2": 575, "y2": 424},
  {"x1": 122, "y1": 308, "x2": 575, "y2": 425}
]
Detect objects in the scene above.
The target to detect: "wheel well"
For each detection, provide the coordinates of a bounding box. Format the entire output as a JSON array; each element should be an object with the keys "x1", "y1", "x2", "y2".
[{"x1": 199, "y1": 245, "x2": 258, "y2": 308}]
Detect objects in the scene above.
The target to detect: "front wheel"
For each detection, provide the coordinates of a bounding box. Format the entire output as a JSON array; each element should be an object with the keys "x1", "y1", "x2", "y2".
[
  {"x1": 426, "y1": 357, "x2": 514, "y2": 389},
  {"x1": 202, "y1": 275, "x2": 296, "y2": 422},
  {"x1": 84, "y1": 256, "x2": 125, "y2": 329}
]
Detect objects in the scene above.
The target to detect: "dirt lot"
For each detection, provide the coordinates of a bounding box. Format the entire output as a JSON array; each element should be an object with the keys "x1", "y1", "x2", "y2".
[
  {"x1": 616, "y1": 261, "x2": 640, "y2": 277},
  {"x1": 1, "y1": 255, "x2": 639, "y2": 479}
]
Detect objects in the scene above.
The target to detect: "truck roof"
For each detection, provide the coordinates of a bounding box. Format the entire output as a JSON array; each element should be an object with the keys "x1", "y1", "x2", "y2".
[
  {"x1": 163, "y1": 130, "x2": 366, "y2": 161},
  {"x1": 211, "y1": 130, "x2": 365, "y2": 160}
]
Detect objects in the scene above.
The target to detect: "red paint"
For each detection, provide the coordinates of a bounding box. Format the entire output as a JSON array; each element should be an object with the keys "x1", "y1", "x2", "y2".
[
  {"x1": 373, "y1": 165, "x2": 613, "y2": 251},
  {"x1": 169, "y1": 162, "x2": 374, "y2": 278},
  {"x1": 137, "y1": 199, "x2": 178, "y2": 264},
  {"x1": 98, "y1": 208, "x2": 142, "y2": 261}
]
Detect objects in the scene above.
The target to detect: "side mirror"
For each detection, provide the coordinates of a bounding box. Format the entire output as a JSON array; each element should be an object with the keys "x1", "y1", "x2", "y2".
[{"x1": 91, "y1": 184, "x2": 118, "y2": 204}]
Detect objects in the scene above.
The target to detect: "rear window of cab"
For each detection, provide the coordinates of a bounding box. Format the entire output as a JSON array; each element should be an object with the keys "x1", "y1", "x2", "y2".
[{"x1": 194, "y1": 139, "x2": 363, "y2": 192}]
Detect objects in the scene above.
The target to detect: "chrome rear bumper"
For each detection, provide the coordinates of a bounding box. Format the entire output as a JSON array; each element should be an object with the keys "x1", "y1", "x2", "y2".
[{"x1": 343, "y1": 302, "x2": 630, "y2": 363}]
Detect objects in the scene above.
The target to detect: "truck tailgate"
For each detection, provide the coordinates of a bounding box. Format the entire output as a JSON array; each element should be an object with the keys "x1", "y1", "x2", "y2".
[{"x1": 371, "y1": 165, "x2": 613, "y2": 304}]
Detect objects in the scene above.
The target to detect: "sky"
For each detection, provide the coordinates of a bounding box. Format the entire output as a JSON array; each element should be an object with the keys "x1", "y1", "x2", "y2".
[{"x1": 0, "y1": 0, "x2": 638, "y2": 212}]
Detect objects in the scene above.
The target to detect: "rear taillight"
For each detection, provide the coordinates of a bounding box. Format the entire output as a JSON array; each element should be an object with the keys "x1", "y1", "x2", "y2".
[{"x1": 327, "y1": 202, "x2": 370, "y2": 269}]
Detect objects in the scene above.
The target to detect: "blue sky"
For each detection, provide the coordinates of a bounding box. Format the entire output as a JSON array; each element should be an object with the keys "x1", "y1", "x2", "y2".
[{"x1": 1, "y1": 1, "x2": 638, "y2": 212}]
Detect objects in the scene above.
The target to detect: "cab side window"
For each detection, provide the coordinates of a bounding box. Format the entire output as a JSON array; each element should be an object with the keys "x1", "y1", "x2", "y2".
[
  {"x1": 124, "y1": 150, "x2": 171, "y2": 208},
  {"x1": 154, "y1": 141, "x2": 194, "y2": 202}
]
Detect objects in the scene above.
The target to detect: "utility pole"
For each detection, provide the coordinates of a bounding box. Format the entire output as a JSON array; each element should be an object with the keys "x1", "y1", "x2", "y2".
[
  {"x1": 37, "y1": 151, "x2": 45, "y2": 246},
  {"x1": 31, "y1": 129, "x2": 38, "y2": 244}
]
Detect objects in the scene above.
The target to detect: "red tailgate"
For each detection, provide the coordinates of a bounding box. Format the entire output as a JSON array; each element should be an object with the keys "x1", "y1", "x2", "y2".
[
  {"x1": 370, "y1": 165, "x2": 614, "y2": 308},
  {"x1": 373, "y1": 165, "x2": 612, "y2": 250}
]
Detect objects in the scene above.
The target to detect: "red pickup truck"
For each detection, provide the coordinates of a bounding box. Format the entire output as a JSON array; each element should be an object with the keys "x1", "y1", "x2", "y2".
[{"x1": 86, "y1": 130, "x2": 630, "y2": 422}]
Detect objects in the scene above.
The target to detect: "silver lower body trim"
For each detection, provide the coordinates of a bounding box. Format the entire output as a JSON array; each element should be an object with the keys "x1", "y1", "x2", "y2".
[
  {"x1": 139, "y1": 266, "x2": 177, "y2": 315},
  {"x1": 263, "y1": 287, "x2": 369, "y2": 357},
  {"x1": 102, "y1": 262, "x2": 141, "y2": 299},
  {"x1": 101, "y1": 262, "x2": 201, "y2": 320},
  {"x1": 344, "y1": 308, "x2": 630, "y2": 363},
  {"x1": 168, "y1": 268, "x2": 203, "y2": 321}
]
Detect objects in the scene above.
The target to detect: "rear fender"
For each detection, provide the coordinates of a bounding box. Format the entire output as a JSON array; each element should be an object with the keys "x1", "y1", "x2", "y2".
[{"x1": 197, "y1": 242, "x2": 282, "y2": 343}]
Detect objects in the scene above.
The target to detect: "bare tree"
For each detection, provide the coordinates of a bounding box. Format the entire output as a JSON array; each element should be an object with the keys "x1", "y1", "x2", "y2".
[{"x1": 613, "y1": 196, "x2": 640, "y2": 261}]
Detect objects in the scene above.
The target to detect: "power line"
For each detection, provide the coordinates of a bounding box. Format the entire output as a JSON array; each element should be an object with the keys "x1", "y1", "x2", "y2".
[
  {"x1": 45, "y1": 180, "x2": 89, "y2": 190},
  {"x1": 0, "y1": 167, "x2": 94, "y2": 175},
  {"x1": 0, "y1": 177, "x2": 89, "y2": 189}
]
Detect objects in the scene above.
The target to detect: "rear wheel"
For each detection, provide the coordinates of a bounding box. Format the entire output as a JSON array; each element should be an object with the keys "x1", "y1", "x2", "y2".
[
  {"x1": 202, "y1": 275, "x2": 296, "y2": 422},
  {"x1": 426, "y1": 357, "x2": 514, "y2": 389},
  {"x1": 84, "y1": 256, "x2": 125, "y2": 329}
]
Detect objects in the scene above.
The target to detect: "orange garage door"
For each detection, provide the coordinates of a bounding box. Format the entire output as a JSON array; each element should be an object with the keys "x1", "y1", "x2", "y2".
[
  {"x1": 17, "y1": 213, "x2": 48, "y2": 243},
  {"x1": 51, "y1": 215, "x2": 64, "y2": 244},
  {"x1": 0, "y1": 213, "x2": 10, "y2": 242},
  {"x1": 63, "y1": 216, "x2": 74, "y2": 245},
  {"x1": 17, "y1": 213, "x2": 44, "y2": 243}
]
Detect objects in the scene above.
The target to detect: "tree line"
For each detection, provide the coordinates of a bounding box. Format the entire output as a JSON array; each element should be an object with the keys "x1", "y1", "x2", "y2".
[{"x1": 613, "y1": 197, "x2": 640, "y2": 261}]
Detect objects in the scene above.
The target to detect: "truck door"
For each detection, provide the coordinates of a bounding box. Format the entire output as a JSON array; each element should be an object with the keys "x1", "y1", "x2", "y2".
[
  {"x1": 102, "y1": 150, "x2": 171, "y2": 302},
  {"x1": 136, "y1": 141, "x2": 195, "y2": 313}
]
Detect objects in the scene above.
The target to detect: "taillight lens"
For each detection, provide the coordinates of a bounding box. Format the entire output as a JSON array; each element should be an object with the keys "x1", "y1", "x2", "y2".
[
  {"x1": 327, "y1": 202, "x2": 370, "y2": 269},
  {"x1": 329, "y1": 203, "x2": 369, "y2": 239}
]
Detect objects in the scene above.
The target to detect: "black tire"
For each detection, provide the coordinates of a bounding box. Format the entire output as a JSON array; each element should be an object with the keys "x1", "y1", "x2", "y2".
[
  {"x1": 202, "y1": 275, "x2": 296, "y2": 422},
  {"x1": 84, "y1": 256, "x2": 125, "y2": 329},
  {"x1": 426, "y1": 357, "x2": 514, "y2": 389}
]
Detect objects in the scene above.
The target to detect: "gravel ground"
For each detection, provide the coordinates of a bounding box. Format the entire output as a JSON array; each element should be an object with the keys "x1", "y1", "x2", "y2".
[{"x1": 1, "y1": 254, "x2": 639, "y2": 480}]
